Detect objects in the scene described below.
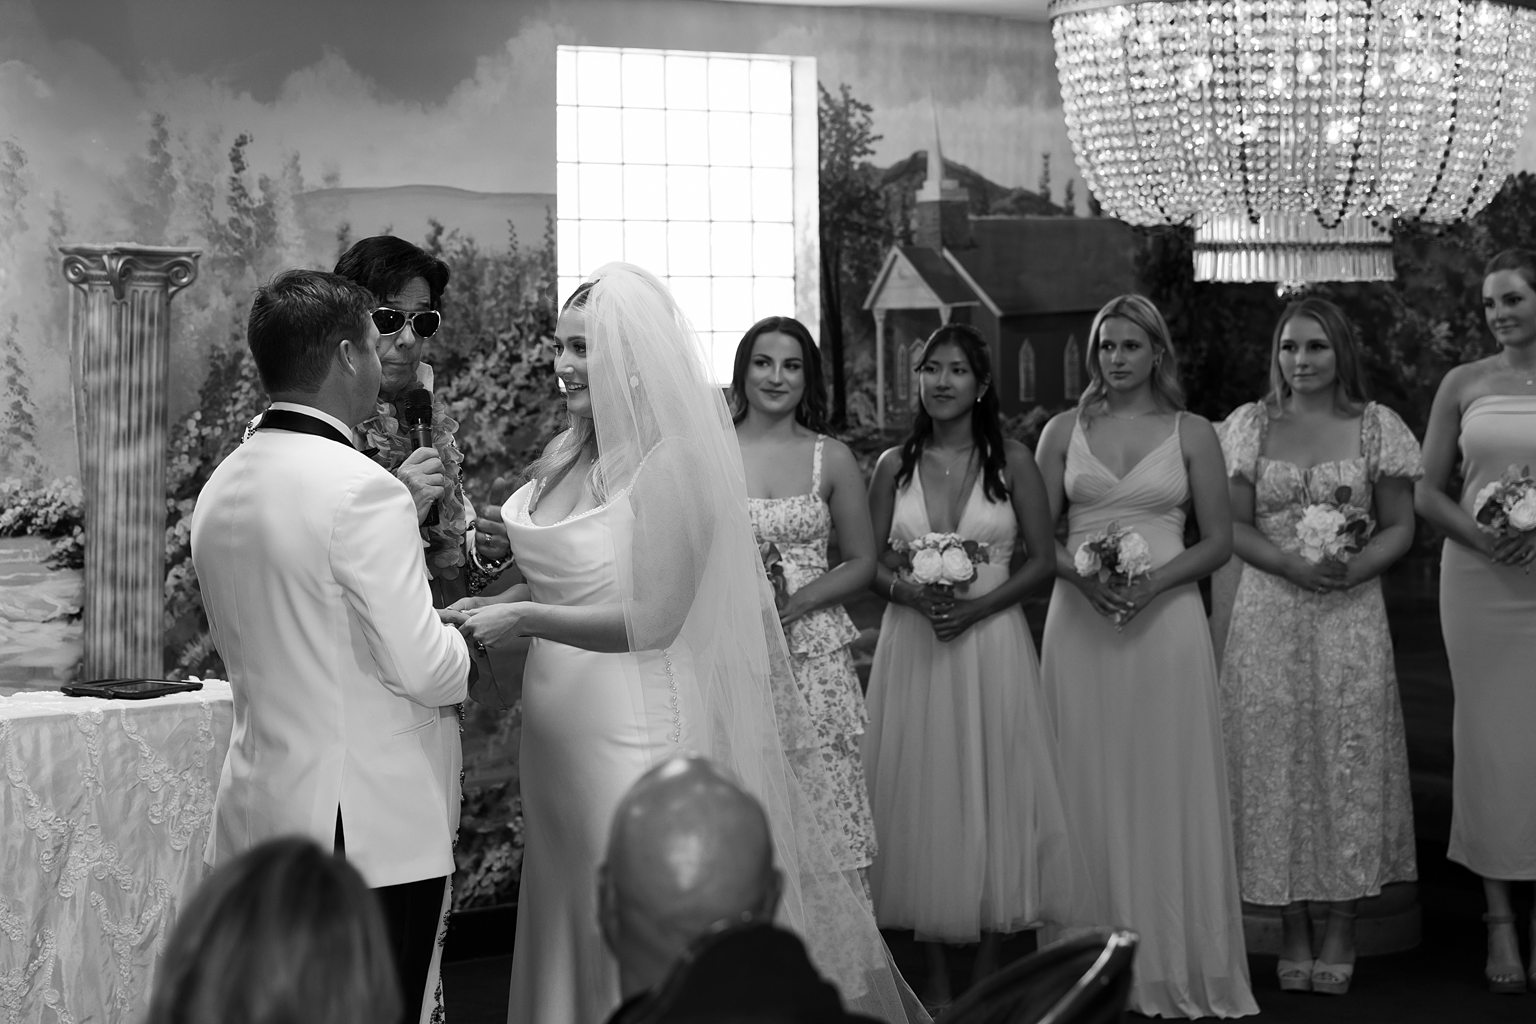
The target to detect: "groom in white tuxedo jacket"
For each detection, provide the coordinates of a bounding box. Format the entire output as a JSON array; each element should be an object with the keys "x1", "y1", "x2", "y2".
[{"x1": 191, "y1": 269, "x2": 472, "y2": 1024}]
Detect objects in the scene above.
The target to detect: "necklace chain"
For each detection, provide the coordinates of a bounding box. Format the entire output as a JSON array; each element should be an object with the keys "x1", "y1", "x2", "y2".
[
  {"x1": 925, "y1": 446, "x2": 975, "y2": 478},
  {"x1": 1502, "y1": 356, "x2": 1536, "y2": 386}
]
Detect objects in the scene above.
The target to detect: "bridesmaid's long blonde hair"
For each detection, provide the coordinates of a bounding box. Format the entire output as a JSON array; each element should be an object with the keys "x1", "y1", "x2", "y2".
[{"x1": 1077, "y1": 294, "x2": 1186, "y2": 422}]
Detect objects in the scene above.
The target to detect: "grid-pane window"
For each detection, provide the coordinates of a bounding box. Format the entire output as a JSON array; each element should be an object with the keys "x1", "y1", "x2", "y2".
[{"x1": 557, "y1": 45, "x2": 810, "y2": 382}]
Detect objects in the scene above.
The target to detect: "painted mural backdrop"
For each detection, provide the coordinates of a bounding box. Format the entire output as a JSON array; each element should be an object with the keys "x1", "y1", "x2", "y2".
[
  {"x1": 5, "y1": 0, "x2": 1536, "y2": 907},
  {"x1": 0, "y1": 0, "x2": 1106, "y2": 909}
]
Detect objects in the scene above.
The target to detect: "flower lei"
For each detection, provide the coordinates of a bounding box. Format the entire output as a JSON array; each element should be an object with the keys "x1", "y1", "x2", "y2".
[{"x1": 358, "y1": 377, "x2": 469, "y2": 582}]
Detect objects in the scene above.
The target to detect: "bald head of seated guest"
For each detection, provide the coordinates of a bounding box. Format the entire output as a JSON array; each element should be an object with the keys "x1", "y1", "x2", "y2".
[{"x1": 598, "y1": 754, "x2": 784, "y2": 1000}]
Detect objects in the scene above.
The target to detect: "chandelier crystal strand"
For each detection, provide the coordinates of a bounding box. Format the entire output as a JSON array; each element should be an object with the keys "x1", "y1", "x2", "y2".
[{"x1": 1050, "y1": 0, "x2": 1536, "y2": 283}]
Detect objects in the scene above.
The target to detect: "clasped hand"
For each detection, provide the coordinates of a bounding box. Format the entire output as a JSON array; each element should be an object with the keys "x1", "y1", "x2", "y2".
[
  {"x1": 1285, "y1": 554, "x2": 1357, "y2": 593},
  {"x1": 440, "y1": 589, "x2": 533, "y2": 650},
  {"x1": 904, "y1": 584, "x2": 981, "y2": 642},
  {"x1": 1489, "y1": 531, "x2": 1536, "y2": 572},
  {"x1": 1077, "y1": 574, "x2": 1157, "y2": 629}
]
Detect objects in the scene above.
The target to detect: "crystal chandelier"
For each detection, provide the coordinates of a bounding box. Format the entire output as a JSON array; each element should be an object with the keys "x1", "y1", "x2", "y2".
[{"x1": 1050, "y1": 0, "x2": 1536, "y2": 285}]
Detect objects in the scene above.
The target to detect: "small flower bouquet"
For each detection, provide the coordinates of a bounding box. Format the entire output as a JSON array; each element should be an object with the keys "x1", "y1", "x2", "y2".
[
  {"x1": 892, "y1": 532, "x2": 989, "y2": 592},
  {"x1": 1295, "y1": 486, "x2": 1373, "y2": 565},
  {"x1": 1073, "y1": 522, "x2": 1153, "y2": 586},
  {"x1": 759, "y1": 541, "x2": 790, "y2": 611},
  {"x1": 1473, "y1": 465, "x2": 1536, "y2": 537}
]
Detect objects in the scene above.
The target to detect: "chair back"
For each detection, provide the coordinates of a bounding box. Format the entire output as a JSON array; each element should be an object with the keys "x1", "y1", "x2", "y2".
[{"x1": 940, "y1": 929, "x2": 1138, "y2": 1024}]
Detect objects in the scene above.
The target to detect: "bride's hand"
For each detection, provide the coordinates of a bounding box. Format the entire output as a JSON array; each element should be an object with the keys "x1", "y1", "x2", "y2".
[
  {"x1": 449, "y1": 595, "x2": 489, "y2": 614},
  {"x1": 460, "y1": 603, "x2": 534, "y2": 649}
]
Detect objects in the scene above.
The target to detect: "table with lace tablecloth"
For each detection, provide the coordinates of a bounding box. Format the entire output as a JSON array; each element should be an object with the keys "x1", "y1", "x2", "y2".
[{"x1": 0, "y1": 682, "x2": 233, "y2": 1023}]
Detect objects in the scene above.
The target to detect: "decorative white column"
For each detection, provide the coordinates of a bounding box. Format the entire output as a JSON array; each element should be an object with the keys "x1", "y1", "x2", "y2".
[{"x1": 59, "y1": 244, "x2": 200, "y2": 680}]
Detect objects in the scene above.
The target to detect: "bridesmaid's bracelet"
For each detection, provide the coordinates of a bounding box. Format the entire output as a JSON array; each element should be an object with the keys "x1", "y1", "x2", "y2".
[{"x1": 887, "y1": 577, "x2": 899, "y2": 602}]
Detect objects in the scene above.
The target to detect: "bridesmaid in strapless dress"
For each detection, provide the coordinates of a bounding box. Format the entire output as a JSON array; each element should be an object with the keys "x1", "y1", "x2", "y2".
[
  {"x1": 1415, "y1": 248, "x2": 1536, "y2": 994},
  {"x1": 730, "y1": 316, "x2": 880, "y2": 898},
  {"x1": 1036, "y1": 295, "x2": 1256, "y2": 1018}
]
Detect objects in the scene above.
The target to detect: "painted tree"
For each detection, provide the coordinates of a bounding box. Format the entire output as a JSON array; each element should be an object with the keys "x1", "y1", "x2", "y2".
[
  {"x1": 818, "y1": 82, "x2": 886, "y2": 429},
  {"x1": 430, "y1": 210, "x2": 564, "y2": 494},
  {"x1": 117, "y1": 112, "x2": 176, "y2": 244},
  {"x1": 0, "y1": 140, "x2": 43, "y2": 482},
  {"x1": 0, "y1": 317, "x2": 44, "y2": 483}
]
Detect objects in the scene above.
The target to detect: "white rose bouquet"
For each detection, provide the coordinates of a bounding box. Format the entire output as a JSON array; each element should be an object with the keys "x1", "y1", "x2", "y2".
[
  {"x1": 891, "y1": 532, "x2": 989, "y2": 593},
  {"x1": 1473, "y1": 465, "x2": 1536, "y2": 537},
  {"x1": 1295, "y1": 485, "x2": 1373, "y2": 566},
  {"x1": 1073, "y1": 521, "x2": 1154, "y2": 586}
]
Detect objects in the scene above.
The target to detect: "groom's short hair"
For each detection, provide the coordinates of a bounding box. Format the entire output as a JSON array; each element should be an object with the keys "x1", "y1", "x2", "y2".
[{"x1": 248, "y1": 269, "x2": 374, "y2": 394}]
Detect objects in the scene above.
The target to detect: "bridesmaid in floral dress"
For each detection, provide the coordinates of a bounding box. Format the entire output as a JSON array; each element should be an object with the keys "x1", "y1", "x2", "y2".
[
  {"x1": 730, "y1": 316, "x2": 880, "y2": 896},
  {"x1": 1219, "y1": 298, "x2": 1419, "y2": 997}
]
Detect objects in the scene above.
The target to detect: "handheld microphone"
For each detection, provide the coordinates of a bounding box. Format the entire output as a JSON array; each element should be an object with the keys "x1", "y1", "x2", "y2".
[{"x1": 399, "y1": 385, "x2": 440, "y2": 528}]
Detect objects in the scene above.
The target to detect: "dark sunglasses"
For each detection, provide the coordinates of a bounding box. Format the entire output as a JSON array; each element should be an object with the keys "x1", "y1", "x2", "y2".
[{"x1": 371, "y1": 307, "x2": 442, "y2": 338}]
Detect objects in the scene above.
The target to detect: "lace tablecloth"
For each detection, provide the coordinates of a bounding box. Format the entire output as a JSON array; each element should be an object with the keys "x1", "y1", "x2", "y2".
[{"x1": 0, "y1": 682, "x2": 233, "y2": 1024}]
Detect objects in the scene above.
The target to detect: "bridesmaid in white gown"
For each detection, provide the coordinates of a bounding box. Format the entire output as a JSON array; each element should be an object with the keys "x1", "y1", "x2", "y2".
[
  {"x1": 863, "y1": 323, "x2": 1082, "y2": 1008},
  {"x1": 1036, "y1": 294, "x2": 1256, "y2": 1018},
  {"x1": 449, "y1": 265, "x2": 924, "y2": 1024}
]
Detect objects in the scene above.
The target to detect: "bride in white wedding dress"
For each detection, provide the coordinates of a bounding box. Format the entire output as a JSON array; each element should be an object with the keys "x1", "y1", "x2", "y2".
[{"x1": 451, "y1": 264, "x2": 924, "y2": 1024}]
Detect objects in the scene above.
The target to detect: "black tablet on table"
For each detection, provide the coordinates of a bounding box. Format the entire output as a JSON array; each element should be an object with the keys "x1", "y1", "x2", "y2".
[{"x1": 61, "y1": 678, "x2": 204, "y2": 700}]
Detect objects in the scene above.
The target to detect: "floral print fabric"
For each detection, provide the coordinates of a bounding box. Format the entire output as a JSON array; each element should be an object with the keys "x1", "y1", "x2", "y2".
[
  {"x1": 1219, "y1": 401, "x2": 1420, "y2": 903},
  {"x1": 747, "y1": 437, "x2": 876, "y2": 874},
  {"x1": 356, "y1": 363, "x2": 469, "y2": 584}
]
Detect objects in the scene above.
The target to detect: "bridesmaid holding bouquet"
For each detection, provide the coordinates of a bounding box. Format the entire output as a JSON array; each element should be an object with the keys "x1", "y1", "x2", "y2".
[
  {"x1": 1219, "y1": 298, "x2": 1419, "y2": 997},
  {"x1": 1036, "y1": 294, "x2": 1256, "y2": 1018},
  {"x1": 1416, "y1": 248, "x2": 1536, "y2": 993},
  {"x1": 731, "y1": 316, "x2": 880, "y2": 898},
  {"x1": 863, "y1": 323, "x2": 1081, "y2": 1008}
]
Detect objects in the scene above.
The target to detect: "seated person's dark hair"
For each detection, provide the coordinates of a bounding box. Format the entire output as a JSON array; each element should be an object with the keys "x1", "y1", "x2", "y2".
[
  {"x1": 247, "y1": 269, "x2": 375, "y2": 394},
  {"x1": 143, "y1": 836, "x2": 400, "y2": 1024},
  {"x1": 334, "y1": 235, "x2": 450, "y2": 307}
]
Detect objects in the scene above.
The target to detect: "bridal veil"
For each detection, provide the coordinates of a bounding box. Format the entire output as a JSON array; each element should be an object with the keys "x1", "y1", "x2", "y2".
[{"x1": 573, "y1": 262, "x2": 927, "y2": 1023}]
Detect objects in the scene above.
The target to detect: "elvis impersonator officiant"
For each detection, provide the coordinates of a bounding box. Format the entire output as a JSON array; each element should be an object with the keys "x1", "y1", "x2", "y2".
[{"x1": 190, "y1": 269, "x2": 476, "y2": 1024}]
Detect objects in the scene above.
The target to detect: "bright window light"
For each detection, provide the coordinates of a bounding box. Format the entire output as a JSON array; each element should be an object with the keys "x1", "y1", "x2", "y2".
[{"x1": 557, "y1": 45, "x2": 817, "y2": 383}]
